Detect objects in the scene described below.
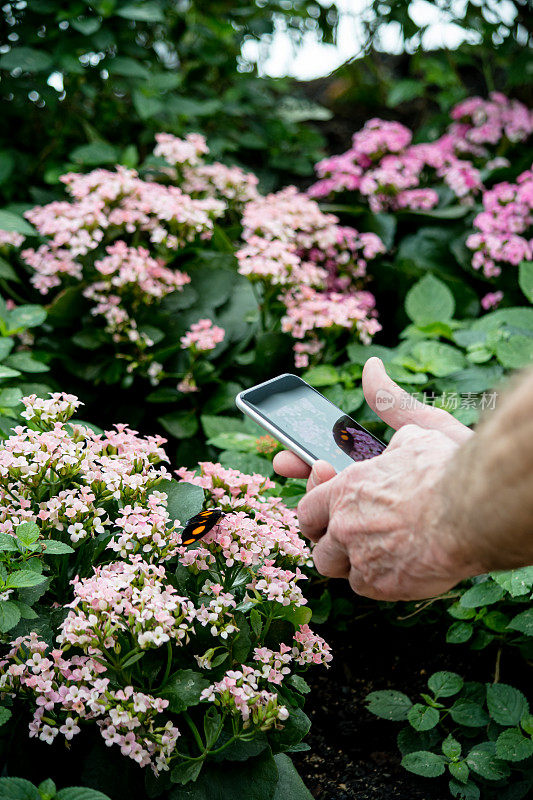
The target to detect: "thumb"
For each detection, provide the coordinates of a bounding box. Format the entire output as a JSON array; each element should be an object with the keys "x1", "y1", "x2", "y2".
[
  {"x1": 362, "y1": 357, "x2": 472, "y2": 444},
  {"x1": 306, "y1": 460, "x2": 336, "y2": 492}
]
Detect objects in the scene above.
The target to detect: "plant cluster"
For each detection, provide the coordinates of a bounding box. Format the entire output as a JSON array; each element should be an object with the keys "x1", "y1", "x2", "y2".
[{"x1": 0, "y1": 392, "x2": 329, "y2": 797}]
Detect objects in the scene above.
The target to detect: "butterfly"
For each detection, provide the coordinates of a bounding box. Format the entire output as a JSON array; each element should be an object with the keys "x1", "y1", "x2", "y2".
[{"x1": 181, "y1": 508, "x2": 225, "y2": 546}]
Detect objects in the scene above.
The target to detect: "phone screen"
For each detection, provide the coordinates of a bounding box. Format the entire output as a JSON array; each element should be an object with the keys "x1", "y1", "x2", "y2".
[{"x1": 240, "y1": 375, "x2": 385, "y2": 472}]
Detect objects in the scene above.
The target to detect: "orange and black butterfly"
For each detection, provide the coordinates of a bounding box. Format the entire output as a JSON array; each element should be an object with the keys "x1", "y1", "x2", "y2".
[{"x1": 181, "y1": 508, "x2": 225, "y2": 546}]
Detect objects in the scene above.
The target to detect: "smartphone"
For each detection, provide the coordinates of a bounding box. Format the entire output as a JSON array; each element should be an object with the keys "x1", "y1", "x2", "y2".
[{"x1": 235, "y1": 373, "x2": 386, "y2": 473}]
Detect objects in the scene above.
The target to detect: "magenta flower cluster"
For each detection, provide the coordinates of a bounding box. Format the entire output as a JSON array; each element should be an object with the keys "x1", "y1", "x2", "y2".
[{"x1": 0, "y1": 393, "x2": 331, "y2": 775}]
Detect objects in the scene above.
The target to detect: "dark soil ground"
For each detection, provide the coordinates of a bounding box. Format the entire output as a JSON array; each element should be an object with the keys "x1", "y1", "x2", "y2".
[{"x1": 293, "y1": 588, "x2": 513, "y2": 800}]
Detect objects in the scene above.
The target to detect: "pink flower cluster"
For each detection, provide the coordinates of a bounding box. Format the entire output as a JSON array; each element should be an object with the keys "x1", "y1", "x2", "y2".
[
  {"x1": 0, "y1": 633, "x2": 180, "y2": 773},
  {"x1": 0, "y1": 398, "x2": 331, "y2": 774},
  {"x1": 237, "y1": 186, "x2": 384, "y2": 365},
  {"x1": 154, "y1": 133, "x2": 259, "y2": 206},
  {"x1": 309, "y1": 114, "x2": 485, "y2": 211},
  {"x1": 450, "y1": 92, "x2": 533, "y2": 150},
  {"x1": 467, "y1": 166, "x2": 533, "y2": 277},
  {"x1": 180, "y1": 318, "x2": 225, "y2": 352},
  {"x1": 0, "y1": 230, "x2": 25, "y2": 248}
]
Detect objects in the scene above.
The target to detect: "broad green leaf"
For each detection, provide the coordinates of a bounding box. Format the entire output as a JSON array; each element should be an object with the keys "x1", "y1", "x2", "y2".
[
  {"x1": 6, "y1": 305, "x2": 46, "y2": 330},
  {"x1": 0, "y1": 600, "x2": 21, "y2": 632},
  {"x1": 491, "y1": 567, "x2": 533, "y2": 597},
  {"x1": 442, "y1": 734, "x2": 462, "y2": 760},
  {"x1": 208, "y1": 432, "x2": 259, "y2": 453},
  {"x1": 71, "y1": 17, "x2": 101, "y2": 35},
  {"x1": 366, "y1": 690, "x2": 412, "y2": 721},
  {"x1": 43, "y1": 540, "x2": 75, "y2": 555},
  {"x1": 219, "y1": 451, "x2": 273, "y2": 477},
  {"x1": 486, "y1": 684, "x2": 528, "y2": 726},
  {"x1": 0, "y1": 387, "x2": 22, "y2": 407},
  {"x1": 459, "y1": 580, "x2": 505, "y2": 608},
  {"x1": 301, "y1": 365, "x2": 340, "y2": 387},
  {"x1": 407, "y1": 703, "x2": 440, "y2": 731},
  {"x1": 518, "y1": 261, "x2": 533, "y2": 303},
  {"x1": 0, "y1": 705, "x2": 12, "y2": 726},
  {"x1": 116, "y1": 3, "x2": 165, "y2": 21},
  {"x1": 0, "y1": 532, "x2": 18, "y2": 551},
  {"x1": 450, "y1": 701, "x2": 489, "y2": 727},
  {"x1": 0, "y1": 47, "x2": 53, "y2": 73},
  {"x1": 401, "y1": 750, "x2": 446, "y2": 778},
  {"x1": 158, "y1": 410, "x2": 199, "y2": 439},
  {"x1": 466, "y1": 742, "x2": 510, "y2": 781},
  {"x1": 153, "y1": 479, "x2": 204, "y2": 525},
  {"x1": 276, "y1": 604, "x2": 312, "y2": 629},
  {"x1": 108, "y1": 57, "x2": 150, "y2": 79},
  {"x1": 38, "y1": 780, "x2": 56, "y2": 800},
  {"x1": 508, "y1": 609, "x2": 533, "y2": 636},
  {"x1": 272, "y1": 754, "x2": 313, "y2": 800},
  {"x1": 387, "y1": 79, "x2": 424, "y2": 106},
  {"x1": 170, "y1": 760, "x2": 203, "y2": 786},
  {"x1": 0, "y1": 777, "x2": 41, "y2": 800},
  {"x1": 70, "y1": 142, "x2": 118, "y2": 166},
  {"x1": 0, "y1": 210, "x2": 36, "y2": 236},
  {"x1": 15, "y1": 521, "x2": 40, "y2": 546},
  {"x1": 56, "y1": 790, "x2": 113, "y2": 800},
  {"x1": 409, "y1": 340, "x2": 465, "y2": 377},
  {"x1": 168, "y1": 749, "x2": 278, "y2": 800},
  {"x1": 428, "y1": 671, "x2": 464, "y2": 698},
  {"x1": 446, "y1": 622, "x2": 473, "y2": 643},
  {"x1": 495, "y1": 728, "x2": 533, "y2": 762},
  {"x1": 405, "y1": 275, "x2": 455, "y2": 325},
  {"x1": 5, "y1": 352, "x2": 48, "y2": 373},
  {"x1": 449, "y1": 761, "x2": 469, "y2": 783},
  {"x1": 448, "y1": 779, "x2": 480, "y2": 800},
  {"x1": 495, "y1": 335, "x2": 533, "y2": 369},
  {"x1": 161, "y1": 669, "x2": 210, "y2": 714},
  {"x1": 5, "y1": 569, "x2": 47, "y2": 588},
  {"x1": 201, "y1": 415, "x2": 248, "y2": 439}
]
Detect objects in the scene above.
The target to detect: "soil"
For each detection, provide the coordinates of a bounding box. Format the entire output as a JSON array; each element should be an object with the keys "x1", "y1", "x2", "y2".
[{"x1": 293, "y1": 587, "x2": 513, "y2": 800}]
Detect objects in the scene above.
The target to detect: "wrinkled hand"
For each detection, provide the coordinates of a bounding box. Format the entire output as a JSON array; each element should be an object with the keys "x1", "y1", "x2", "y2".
[{"x1": 273, "y1": 358, "x2": 479, "y2": 601}]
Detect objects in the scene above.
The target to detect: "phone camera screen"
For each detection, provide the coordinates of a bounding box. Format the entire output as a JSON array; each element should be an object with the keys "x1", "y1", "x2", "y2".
[{"x1": 246, "y1": 378, "x2": 385, "y2": 472}]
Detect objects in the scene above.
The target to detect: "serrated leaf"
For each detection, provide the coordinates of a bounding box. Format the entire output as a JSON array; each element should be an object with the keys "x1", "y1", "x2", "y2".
[
  {"x1": 301, "y1": 365, "x2": 340, "y2": 387},
  {"x1": 408, "y1": 703, "x2": 440, "y2": 731},
  {"x1": 508, "y1": 609, "x2": 533, "y2": 637},
  {"x1": 486, "y1": 683, "x2": 529, "y2": 726},
  {"x1": 15, "y1": 521, "x2": 40, "y2": 546},
  {"x1": 450, "y1": 701, "x2": 489, "y2": 727},
  {"x1": 496, "y1": 728, "x2": 533, "y2": 762},
  {"x1": 42, "y1": 539, "x2": 75, "y2": 555},
  {"x1": 428, "y1": 671, "x2": 464, "y2": 698},
  {"x1": 466, "y1": 742, "x2": 510, "y2": 781},
  {"x1": 366, "y1": 690, "x2": 412, "y2": 721},
  {"x1": 152, "y1": 479, "x2": 204, "y2": 525},
  {"x1": 55, "y1": 789, "x2": 113, "y2": 800},
  {"x1": 160, "y1": 669, "x2": 210, "y2": 714},
  {"x1": 447, "y1": 621, "x2": 473, "y2": 643},
  {"x1": 0, "y1": 600, "x2": 21, "y2": 632},
  {"x1": 405, "y1": 274, "x2": 455, "y2": 325},
  {"x1": 491, "y1": 567, "x2": 533, "y2": 597},
  {"x1": 443, "y1": 734, "x2": 462, "y2": 760},
  {"x1": 460, "y1": 580, "x2": 505, "y2": 608},
  {"x1": 5, "y1": 569, "x2": 46, "y2": 588},
  {"x1": 402, "y1": 750, "x2": 446, "y2": 777}
]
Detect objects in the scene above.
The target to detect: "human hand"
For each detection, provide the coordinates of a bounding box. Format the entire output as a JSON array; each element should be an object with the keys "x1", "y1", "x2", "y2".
[{"x1": 273, "y1": 358, "x2": 478, "y2": 600}]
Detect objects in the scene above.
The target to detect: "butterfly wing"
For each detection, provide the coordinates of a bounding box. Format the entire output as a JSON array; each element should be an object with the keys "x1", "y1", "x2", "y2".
[{"x1": 181, "y1": 508, "x2": 224, "y2": 546}]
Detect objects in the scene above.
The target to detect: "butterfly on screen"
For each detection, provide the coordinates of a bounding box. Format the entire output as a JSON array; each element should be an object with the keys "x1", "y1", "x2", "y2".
[{"x1": 181, "y1": 508, "x2": 225, "y2": 546}]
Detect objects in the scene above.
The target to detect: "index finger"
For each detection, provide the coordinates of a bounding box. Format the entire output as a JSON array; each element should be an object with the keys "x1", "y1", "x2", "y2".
[
  {"x1": 297, "y1": 478, "x2": 333, "y2": 542},
  {"x1": 273, "y1": 450, "x2": 311, "y2": 479}
]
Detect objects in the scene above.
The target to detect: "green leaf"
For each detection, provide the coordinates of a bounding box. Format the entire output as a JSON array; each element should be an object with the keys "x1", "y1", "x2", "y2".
[
  {"x1": 496, "y1": 728, "x2": 533, "y2": 762},
  {"x1": 443, "y1": 734, "x2": 462, "y2": 760},
  {"x1": 518, "y1": 261, "x2": 533, "y2": 303},
  {"x1": 449, "y1": 779, "x2": 480, "y2": 800},
  {"x1": 0, "y1": 387, "x2": 22, "y2": 408},
  {"x1": 301, "y1": 365, "x2": 340, "y2": 387},
  {"x1": 491, "y1": 567, "x2": 533, "y2": 597},
  {"x1": 5, "y1": 352, "x2": 48, "y2": 373},
  {"x1": 13, "y1": 600, "x2": 38, "y2": 620},
  {"x1": 160, "y1": 669, "x2": 210, "y2": 714},
  {"x1": 0, "y1": 777, "x2": 41, "y2": 800},
  {"x1": 288, "y1": 675, "x2": 311, "y2": 695},
  {"x1": 0, "y1": 210, "x2": 36, "y2": 236},
  {"x1": 408, "y1": 703, "x2": 440, "y2": 731},
  {"x1": 460, "y1": 580, "x2": 505, "y2": 608},
  {"x1": 450, "y1": 701, "x2": 489, "y2": 727},
  {"x1": 409, "y1": 341, "x2": 465, "y2": 377},
  {"x1": 250, "y1": 608, "x2": 263, "y2": 638},
  {"x1": 272, "y1": 754, "x2": 313, "y2": 800},
  {"x1": 466, "y1": 742, "x2": 510, "y2": 781},
  {"x1": 108, "y1": 57, "x2": 151, "y2": 80},
  {"x1": 0, "y1": 258, "x2": 18, "y2": 281},
  {"x1": 6, "y1": 305, "x2": 46, "y2": 330},
  {"x1": 402, "y1": 750, "x2": 446, "y2": 778},
  {"x1": 170, "y1": 760, "x2": 203, "y2": 786},
  {"x1": 70, "y1": 142, "x2": 118, "y2": 166},
  {"x1": 168, "y1": 749, "x2": 279, "y2": 800},
  {"x1": 71, "y1": 17, "x2": 102, "y2": 35},
  {"x1": 447, "y1": 622, "x2": 473, "y2": 644},
  {"x1": 495, "y1": 335, "x2": 533, "y2": 369},
  {"x1": 208, "y1": 432, "x2": 259, "y2": 453},
  {"x1": 15, "y1": 521, "x2": 40, "y2": 546},
  {"x1": 387, "y1": 79, "x2": 424, "y2": 106},
  {"x1": 219, "y1": 451, "x2": 273, "y2": 478},
  {"x1": 5, "y1": 569, "x2": 46, "y2": 588},
  {"x1": 449, "y1": 761, "x2": 469, "y2": 783},
  {"x1": 154, "y1": 479, "x2": 204, "y2": 525},
  {"x1": 428, "y1": 671, "x2": 464, "y2": 698},
  {"x1": 405, "y1": 275, "x2": 455, "y2": 325},
  {"x1": 0, "y1": 47, "x2": 53, "y2": 72},
  {"x1": 486, "y1": 683, "x2": 529, "y2": 726},
  {"x1": 366, "y1": 690, "x2": 412, "y2": 721},
  {"x1": 38, "y1": 779, "x2": 56, "y2": 800},
  {"x1": 55, "y1": 789, "x2": 113, "y2": 800},
  {"x1": 201, "y1": 415, "x2": 248, "y2": 438},
  {"x1": 158, "y1": 410, "x2": 199, "y2": 439},
  {"x1": 116, "y1": 3, "x2": 165, "y2": 21},
  {"x1": 43, "y1": 539, "x2": 75, "y2": 555},
  {"x1": 508, "y1": 609, "x2": 533, "y2": 636},
  {"x1": 0, "y1": 600, "x2": 21, "y2": 632},
  {"x1": 0, "y1": 532, "x2": 18, "y2": 552}
]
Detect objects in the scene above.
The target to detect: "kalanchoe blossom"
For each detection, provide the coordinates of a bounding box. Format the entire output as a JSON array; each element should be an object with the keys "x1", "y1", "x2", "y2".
[
  {"x1": 200, "y1": 666, "x2": 289, "y2": 730},
  {"x1": 21, "y1": 392, "x2": 82, "y2": 427},
  {"x1": 247, "y1": 560, "x2": 307, "y2": 607},
  {"x1": 481, "y1": 291, "x2": 504, "y2": 310},
  {"x1": 180, "y1": 318, "x2": 225, "y2": 352},
  {"x1": 253, "y1": 644, "x2": 292, "y2": 685},
  {"x1": 107, "y1": 492, "x2": 183, "y2": 561},
  {"x1": 0, "y1": 229, "x2": 25, "y2": 248},
  {"x1": 292, "y1": 624, "x2": 333, "y2": 666},
  {"x1": 153, "y1": 132, "x2": 209, "y2": 167}
]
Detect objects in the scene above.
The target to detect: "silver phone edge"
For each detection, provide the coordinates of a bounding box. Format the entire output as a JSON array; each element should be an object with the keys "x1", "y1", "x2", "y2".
[{"x1": 235, "y1": 392, "x2": 317, "y2": 468}]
